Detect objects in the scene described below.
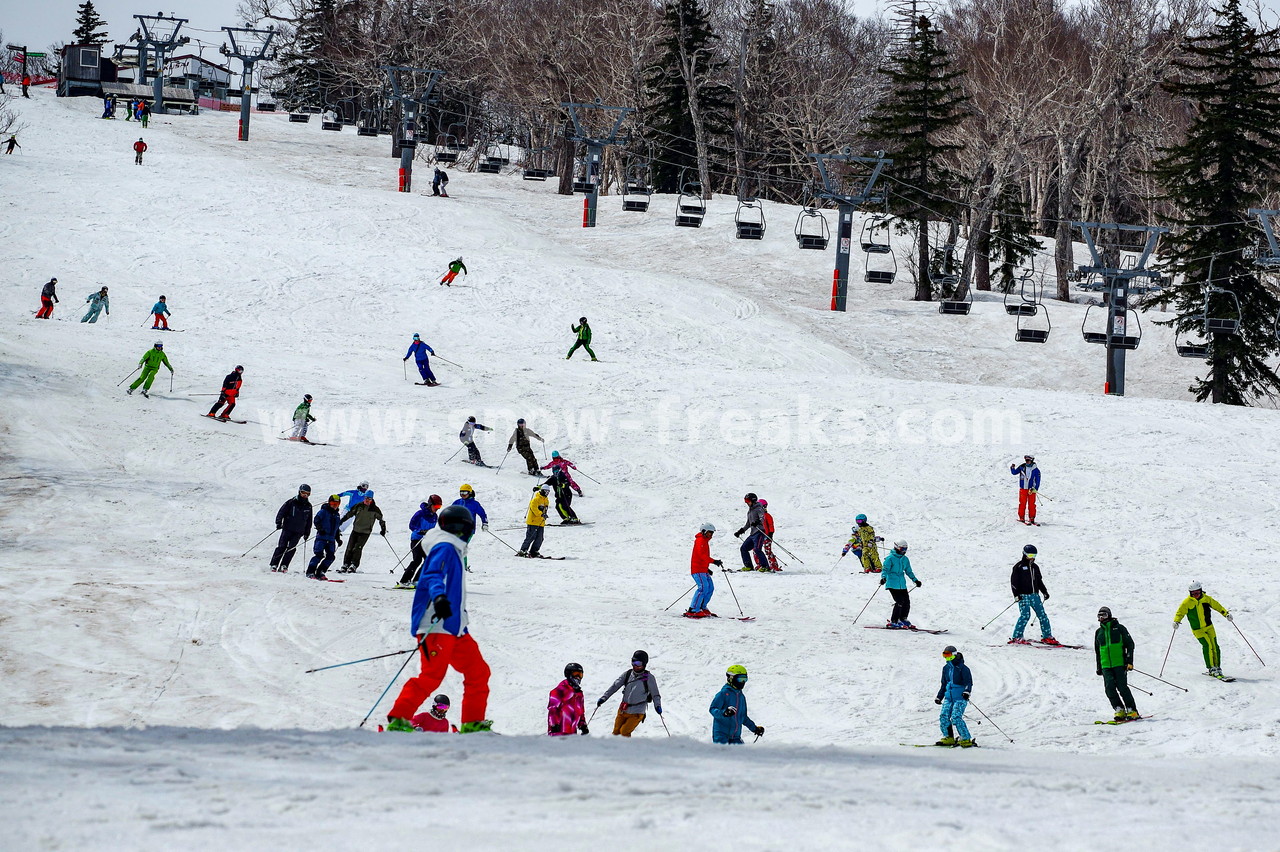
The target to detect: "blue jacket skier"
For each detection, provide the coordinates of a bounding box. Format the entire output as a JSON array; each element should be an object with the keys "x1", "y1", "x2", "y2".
[
  {"x1": 337, "y1": 481, "x2": 372, "y2": 530},
  {"x1": 709, "y1": 664, "x2": 762, "y2": 744},
  {"x1": 934, "y1": 645, "x2": 974, "y2": 746},
  {"x1": 403, "y1": 333, "x2": 437, "y2": 385},
  {"x1": 399, "y1": 496, "x2": 443, "y2": 587},
  {"x1": 453, "y1": 484, "x2": 488, "y2": 532},
  {"x1": 306, "y1": 495, "x2": 344, "y2": 579}
]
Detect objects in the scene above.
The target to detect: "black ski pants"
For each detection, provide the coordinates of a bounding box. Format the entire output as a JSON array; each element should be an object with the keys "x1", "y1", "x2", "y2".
[
  {"x1": 554, "y1": 489, "x2": 578, "y2": 522},
  {"x1": 270, "y1": 530, "x2": 305, "y2": 568},
  {"x1": 889, "y1": 587, "x2": 912, "y2": 623},
  {"x1": 518, "y1": 445, "x2": 538, "y2": 474},
  {"x1": 400, "y1": 539, "x2": 427, "y2": 585},
  {"x1": 1102, "y1": 667, "x2": 1137, "y2": 712},
  {"x1": 344, "y1": 531, "x2": 371, "y2": 568}
]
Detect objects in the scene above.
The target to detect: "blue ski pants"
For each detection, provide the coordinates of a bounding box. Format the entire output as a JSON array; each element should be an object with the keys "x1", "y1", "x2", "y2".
[
  {"x1": 415, "y1": 358, "x2": 435, "y2": 382},
  {"x1": 691, "y1": 573, "x2": 714, "y2": 611},
  {"x1": 940, "y1": 697, "x2": 971, "y2": 740},
  {"x1": 308, "y1": 538, "x2": 337, "y2": 574},
  {"x1": 1013, "y1": 594, "x2": 1052, "y2": 639},
  {"x1": 740, "y1": 532, "x2": 767, "y2": 568}
]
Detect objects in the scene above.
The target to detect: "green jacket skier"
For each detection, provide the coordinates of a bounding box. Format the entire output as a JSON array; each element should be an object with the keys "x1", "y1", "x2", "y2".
[
  {"x1": 440, "y1": 258, "x2": 467, "y2": 286},
  {"x1": 289, "y1": 394, "x2": 316, "y2": 442},
  {"x1": 567, "y1": 316, "x2": 597, "y2": 361},
  {"x1": 1093, "y1": 607, "x2": 1138, "y2": 721},
  {"x1": 127, "y1": 342, "x2": 172, "y2": 395}
]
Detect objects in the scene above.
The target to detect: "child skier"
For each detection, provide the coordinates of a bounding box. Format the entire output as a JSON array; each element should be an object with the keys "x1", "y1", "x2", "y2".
[
  {"x1": 1009, "y1": 544, "x2": 1059, "y2": 645},
  {"x1": 880, "y1": 540, "x2": 921, "y2": 628},
  {"x1": 269, "y1": 484, "x2": 313, "y2": 572},
  {"x1": 544, "y1": 467, "x2": 580, "y2": 524},
  {"x1": 1010, "y1": 454, "x2": 1041, "y2": 525},
  {"x1": 1094, "y1": 606, "x2": 1139, "y2": 721},
  {"x1": 432, "y1": 168, "x2": 449, "y2": 197},
  {"x1": 710, "y1": 664, "x2": 763, "y2": 745},
  {"x1": 403, "y1": 333, "x2": 437, "y2": 385},
  {"x1": 685, "y1": 522, "x2": 723, "y2": 618},
  {"x1": 934, "y1": 645, "x2": 975, "y2": 747},
  {"x1": 151, "y1": 295, "x2": 171, "y2": 329},
  {"x1": 539, "y1": 450, "x2": 584, "y2": 496},
  {"x1": 1173, "y1": 581, "x2": 1234, "y2": 680},
  {"x1": 548, "y1": 663, "x2": 589, "y2": 736},
  {"x1": 566, "y1": 316, "x2": 597, "y2": 361},
  {"x1": 439, "y1": 257, "x2": 466, "y2": 286},
  {"x1": 126, "y1": 341, "x2": 172, "y2": 396},
  {"x1": 398, "y1": 495, "x2": 443, "y2": 587},
  {"x1": 81, "y1": 286, "x2": 109, "y2": 323},
  {"x1": 459, "y1": 416, "x2": 492, "y2": 465},
  {"x1": 410, "y1": 693, "x2": 458, "y2": 733},
  {"x1": 758, "y1": 499, "x2": 780, "y2": 571},
  {"x1": 507, "y1": 418, "x2": 543, "y2": 475},
  {"x1": 843, "y1": 514, "x2": 884, "y2": 573},
  {"x1": 206, "y1": 366, "x2": 243, "y2": 419},
  {"x1": 452, "y1": 484, "x2": 489, "y2": 535},
  {"x1": 289, "y1": 394, "x2": 316, "y2": 442},
  {"x1": 596, "y1": 650, "x2": 662, "y2": 737},
  {"x1": 517, "y1": 485, "x2": 550, "y2": 558},
  {"x1": 338, "y1": 492, "x2": 387, "y2": 573},
  {"x1": 35, "y1": 277, "x2": 58, "y2": 318},
  {"x1": 306, "y1": 494, "x2": 342, "y2": 580}
]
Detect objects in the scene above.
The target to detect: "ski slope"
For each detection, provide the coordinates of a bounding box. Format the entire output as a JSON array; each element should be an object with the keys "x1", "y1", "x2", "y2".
[{"x1": 2, "y1": 89, "x2": 1278, "y2": 850}]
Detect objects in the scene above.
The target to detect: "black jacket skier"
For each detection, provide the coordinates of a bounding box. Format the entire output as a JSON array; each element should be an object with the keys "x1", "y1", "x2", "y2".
[{"x1": 270, "y1": 486, "x2": 313, "y2": 571}]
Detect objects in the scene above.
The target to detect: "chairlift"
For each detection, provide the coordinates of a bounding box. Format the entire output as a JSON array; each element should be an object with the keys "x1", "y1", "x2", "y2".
[
  {"x1": 675, "y1": 182, "x2": 705, "y2": 228},
  {"x1": 937, "y1": 276, "x2": 971, "y2": 315},
  {"x1": 1008, "y1": 268, "x2": 1050, "y2": 341},
  {"x1": 320, "y1": 107, "x2": 342, "y2": 131},
  {"x1": 735, "y1": 199, "x2": 765, "y2": 240},
  {"x1": 794, "y1": 208, "x2": 829, "y2": 250},
  {"x1": 522, "y1": 146, "x2": 552, "y2": 180},
  {"x1": 434, "y1": 133, "x2": 459, "y2": 163},
  {"x1": 622, "y1": 179, "x2": 651, "y2": 212},
  {"x1": 1003, "y1": 272, "x2": 1040, "y2": 316},
  {"x1": 1015, "y1": 306, "x2": 1051, "y2": 343},
  {"x1": 860, "y1": 215, "x2": 891, "y2": 253},
  {"x1": 288, "y1": 112, "x2": 310, "y2": 123},
  {"x1": 572, "y1": 175, "x2": 596, "y2": 194},
  {"x1": 356, "y1": 111, "x2": 380, "y2": 137},
  {"x1": 1081, "y1": 304, "x2": 1141, "y2": 349},
  {"x1": 1204, "y1": 286, "x2": 1241, "y2": 335},
  {"x1": 861, "y1": 215, "x2": 895, "y2": 283}
]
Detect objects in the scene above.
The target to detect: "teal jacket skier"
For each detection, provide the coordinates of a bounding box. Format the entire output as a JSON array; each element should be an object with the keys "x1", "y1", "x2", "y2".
[{"x1": 709, "y1": 665, "x2": 762, "y2": 744}]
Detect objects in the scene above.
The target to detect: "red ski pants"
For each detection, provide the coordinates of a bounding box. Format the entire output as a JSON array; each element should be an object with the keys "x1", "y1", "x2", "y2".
[
  {"x1": 389, "y1": 632, "x2": 490, "y2": 724},
  {"x1": 153, "y1": 312, "x2": 168, "y2": 328},
  {"x1": 1018, "y1": 489, "x2": 1037, "y2": 521},
  {"x1": 35, "y1": 297, "x2": 55, "y2": 318},
  {"x1": 440, "y1": 270, "x2": 459, "y2": 285}
]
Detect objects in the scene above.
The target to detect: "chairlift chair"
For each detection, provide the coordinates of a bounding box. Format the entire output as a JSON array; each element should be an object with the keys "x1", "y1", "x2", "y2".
[
  {"x1": 676, "y1": 184, "x2": 705, "y2": 228},
  {"x1": 861, "y1": 215, "x2": 896, "y2": 283},
  {"x1": 522, "y1": 145, "x2": 552, "y2": 180},
  {"x1": 937, "y1": 276, "x2": 972, "y2": 315},
  {"x1": 478, "y1": 158, "x2": 502, "y2": 174},
  {"x1": 320, "y1": 108, "x2": 343, "y2": 131},
  {"x1": 794, "y1": 208, "x2": 829, "y2": 250},
  {"x1": 434, "y1": 133, "x2": 459, "y2": 163},
  {"x1": 860, "y1": 215, "x2": 892, "y2": 253},
  {"x1": 1204, "y1": 286, "x2": 1241, "y2": 335},
  {"x1": 1003, "y1": 274, "x2": 1040, "y2": 316},
  {"x1": 1174, "y1": 327, "x2": 1211, "y2": 359},
  {"x1": 1015, "y1": 305, "x2": 1051, "y2": 343},
  {"x1": 289, "y1": 112, "x2": 310, "y2": 123},
  {"x1": 622, "y1": 179, "x2": 651, "y2": 212},
  {"x1": 735, "y1": 199, "x2": 765, "y2": 240},
  {"x1": 572, "y1": 176, "x2": 595, "y2": 194},
  {"x1": 1081, "y1": 304, "x2": 1141, "y2": 349}
]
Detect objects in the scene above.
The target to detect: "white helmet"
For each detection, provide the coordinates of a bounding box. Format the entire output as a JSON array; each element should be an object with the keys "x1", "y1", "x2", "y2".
[
  {"x1": 358, "y1": 481, "x2": 370, "y2": 491},
  {"x1": 893, "y1": 540, "x2": 908, "y2": 550},
  {"x1": 1188, "y1": 580, "x2": 1203, "y2": 592},
  {"x1": 700, "y1": 522, "x2": 716, "y2": 533}
]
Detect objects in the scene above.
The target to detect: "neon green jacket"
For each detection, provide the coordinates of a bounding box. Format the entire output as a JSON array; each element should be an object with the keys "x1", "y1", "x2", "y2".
[
  {"x1": 139, "y1": 348, "x2": 172, "y2": 371},
  {"x1": 572, "y1": 322, "x2": 591, "y2": 343},
  {"x1": 1174, "y1": 594, "x2": 1229, "y2": 631}
]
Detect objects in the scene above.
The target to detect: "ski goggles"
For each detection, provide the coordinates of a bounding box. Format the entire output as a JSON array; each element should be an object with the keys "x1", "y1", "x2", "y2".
[
  {"x1": 1025, "y1": 554, "x2": 1036, "y2": 560},
  {"x1": 432, "y1": 702, "x2": 449, "y2": 713},
  {"x1": 631, "y1": 660, "x2": 645, "y2": 667},
  {"x1": 943, "y1": 652, "x2": 955, "y2": 660},
  {"x1": 730, "y1": 674, "x2": 748, "y2": 685}
]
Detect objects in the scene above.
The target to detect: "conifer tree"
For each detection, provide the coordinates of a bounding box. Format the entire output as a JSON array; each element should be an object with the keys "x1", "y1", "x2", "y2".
[
  {"x1": 271, "y1": 0, "x2": 337, "y2": 111},
  {"x1": 72, "y1": 1, "x2": 109, "y2": 46},
  {"x1": 992, "y1": 181, "x2": 1042, "y2": 293}
]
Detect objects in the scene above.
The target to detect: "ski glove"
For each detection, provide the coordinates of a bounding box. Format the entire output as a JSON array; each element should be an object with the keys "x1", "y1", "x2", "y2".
[
  {"x1": 596, "y1": 698, "x2": 605, "y2": 707},
  {"x1": 915, "y1": 580, "x2": 922, "y2": 588},
  {"x1": 753, "y1": 727, "x2": 764, "y2": 737},
  {"x1": 1125, "y1": 664, "x2": 1133, "y2": 671},
  {"x1": 655, "y1": 706, "x2": 662, "y2": 715},
  {"x1": 961, "y1": 692, "x2": 970, "y2": 700},
  {"x1": 1173, "y1": 621, "x2": 1180, "y2": 631},
  {"x1": 379, "y1": 526, "x2": 388, "y2": 536},
  {"x1": 1226, "y1": 612, "x2": 1233, "y2": 621},
  {"x1": 276, "y1": 524, "x2": 283, "y2": 530},
  {"x1": 337, "y1": 535, "x2": 344, "y2": 546},
  {"x1": 713, "y1": 559, "x2": 723, "y2": 567},
  {"x1": 724, "y1": 706, "x2": 737, "y2": 717},
  {"x1": 1042, "y1": 592, "x2": 1050, "y2": 601},
  {"x1": 879, "y1": 578, "x2": 885, "y2": 586},
  {"x1": 482, "y1": 523, "x2": 489, "y2": 531},
  {"x1": 431, "y1": 594, "x2": 452, "y2": 621},
  {"x1": 578, "y1": 723, "x2": 589, "y2": 735},
  {"x1": 734, "y1": 529, "x2": 745, "y2": 538},
  {"x1": 934, "y1": 697, "x2": 942, "y2": 705}
]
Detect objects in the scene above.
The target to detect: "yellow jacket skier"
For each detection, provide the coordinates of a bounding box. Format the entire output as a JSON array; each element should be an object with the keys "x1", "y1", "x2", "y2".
[
  {"x1": 843, "y1": 514, "x2": 883, "y2": 572},
  {"x1": 1173, "y1": 580, "x2": 1232, "y2": 679}
]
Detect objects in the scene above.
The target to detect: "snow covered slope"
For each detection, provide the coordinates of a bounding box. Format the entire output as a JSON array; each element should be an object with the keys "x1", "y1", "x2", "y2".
[{"x1": 2, "y1": 90, "x2": 1278, "y2": 849}]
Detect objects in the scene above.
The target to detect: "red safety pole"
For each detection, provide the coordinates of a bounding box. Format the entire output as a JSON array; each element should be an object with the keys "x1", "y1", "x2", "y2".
[{"x1": 830, "y1": 269, "x2": 840, "y2": 311}]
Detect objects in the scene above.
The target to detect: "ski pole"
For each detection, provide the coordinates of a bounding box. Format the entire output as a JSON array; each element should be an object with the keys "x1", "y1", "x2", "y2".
[
  {"x1": 1158, "y1": 626, "x2": 1177, "y2": 677},
  {"x1": 445, "y1": 445, "x2": 464, "y2": 464},
  {"x1": 760, "y1": 531, "x2": 803, "y2": 564},
  {"x1": 358, "y1": 638, "x2": 425, "y2": 728},
  {"x1": 657, "y1": 712, "x2": 672, "y2": 738},
  {"x1": 1229, "y1": 619, "x2": 1266, "y2": 666},
  {"x1": 966, "y1": 700, "x2": 1013, "y2": 743},
  {"x1": 403, "y1": 360, "x2": 408, "y2": 381},
  {"x1": 1129, "y1": 682, "x2": 1154, "y2": 697},
  {"x1": 851, "y1": 583, "x2": 880, "y2": 626},
  {"x1": 485, "y1": 526, "x2": 520, "y2": 553},
  {"x1": 140, "y1": 316, "x2": 151, "y2": 327},
  {"x1": 240, "y1": 529, "x2": 277, "y2": 558},
  {"x1": 381, "y1": 532, "x2": 403, "y2": 564},
  {"x1": 169, "y1": 370, "x2": 174, "y2": 393},
  {"x1": 718, "y1": 567, "x2": 748, "y2": 618},
  {"x1": 981, "y1": 600, "x2": 1018, "y2": 630},
  {"x1": 434, "y1": 355, "x2": 463, "y2": 369},
  {"x1": 388, "y1": 541, "x2": 419, "y2": 573},
  {"x1": 574, "y1": 468, "x2": 601, "y2": 485},
  {"x1": 829, "y1": 551, "x2": 847, "y2": 574},
  {"x1": 663, "y1": 585, "x2": 695, "y2": 612},
  {"x1": 495, "y1": 448, "x2": 512, "y2": 472},
  {"x1": 1131, "y1": 670, "x2": 1187, "y2": 690},
  {"x1": 117, "y1": 365, "x2": 142, "y2": 386},
  {"x1": 306, "y1": 646, "x2": 418, "y2": 674},
  {"x1": 586, "y1": 703, "x2": 602, "y2": 724}
]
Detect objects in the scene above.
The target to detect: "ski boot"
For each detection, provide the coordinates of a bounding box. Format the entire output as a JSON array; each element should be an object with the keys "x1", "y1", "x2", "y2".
[
  {"x1": 1113, "y1": 709, "x2": 1127, "y2": 722},
  {"x1": 1125, "y1": 710, "x2": 1140, "y2": 720},
  {"x1": 385, "y1": 718, "x2": 415, "y2": 732},
  {"x1": 683, "y1": 610, "x2": 706, "y2": 619},
  {"x1": 935, "y1": 736, "x2": 957, "y2": 746},
  {"x1": 459, "y1": 720, "x2": 495, "y2": 734},
  {"x1": 958, "y1": 739, "x2": 977, "y2": 748},
  {"x1": 699, "y1": 609, "x2": 718, "y2": 618},
  {"x1": 1008, "y1": 638, "x2": 1032, "y2": 645},
  {"x1": 1041, "y1": 637, "x2": 1061, "y2": 646}
]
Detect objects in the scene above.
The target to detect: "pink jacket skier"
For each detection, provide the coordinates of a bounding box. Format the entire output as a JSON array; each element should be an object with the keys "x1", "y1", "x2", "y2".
[
  {"x1": 548, "y1": 664, "x2": 588, "y2": 736},
  {"x1": 540, "y1": 452, "x2": 583, "y2": 496}
]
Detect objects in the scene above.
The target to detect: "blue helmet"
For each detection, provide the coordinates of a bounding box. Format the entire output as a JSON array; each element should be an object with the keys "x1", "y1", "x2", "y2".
[{"x1": 855, "y1": 514, "x2": 868, "y2": 524}]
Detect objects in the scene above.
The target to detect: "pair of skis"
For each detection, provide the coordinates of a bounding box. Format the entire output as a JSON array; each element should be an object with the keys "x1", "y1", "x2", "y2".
[{"x1": 864, "y1": 625, "x2": 949, "y2": 635}]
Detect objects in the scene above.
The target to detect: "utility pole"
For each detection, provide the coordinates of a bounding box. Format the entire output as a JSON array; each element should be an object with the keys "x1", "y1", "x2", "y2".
[
  {"x1": 221, "y1": 26, "x2": 276, "y2": 141},
  {"x1": 382, "y1": 66, "x2": 444, "y2": 193},
  {"x1": 133, "y1": 14, "x2": 189, "y2": 112},
  {"x1": 1073, "y1": 222, "x2": 1167, "y2": 396},
  {"x1": 562, "y1": 100, "x2": 634, "y2": 228},
  {"x1": 807, "y1": 149, "x2": 892, "y2": 311}
]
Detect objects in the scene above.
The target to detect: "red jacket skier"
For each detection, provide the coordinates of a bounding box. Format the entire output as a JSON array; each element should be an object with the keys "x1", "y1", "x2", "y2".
[
  {"x1": 410, "y1": 693, "x2": 458, "y2": 733},
  {"x1": 548, "y1": 663, "x2": 589, "y2": 736},
  {"x1": 208, "y1": 366, "x2": 243, "y2": 419}
]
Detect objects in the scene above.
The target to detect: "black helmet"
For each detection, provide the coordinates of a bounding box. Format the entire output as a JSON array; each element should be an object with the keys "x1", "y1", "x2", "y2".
[
  {"x1": 631, "y1": 650, "x2": 648, "y2": 666},
  {"x1": 579, "y1": 316, "x2": 588, "y2": 323},
  {"x1": 438, "y1": 504, "x2": 474, "y2": 540},
  {"x1": 299, "y1": 483, "x2": 311, "y2": 493},
  {"x1": 303, "y1": 394, "x2": 313, "y2": 402},
  {"x1": 1097, "y1": 606, "x2": 1112, "y2": 620},
  {"x1": 564, "y1": 662, "x2": 584, "y2": 678},
  {"x1": 467, "y1": 415, "x2": 476, "y2": 423},
  {"x1": 744, "y1": 492, "x2": 757, "y2": 502},
  {"x1": 943, "y1": 645, "x2": 958, "y2": 656},
  {"x1": 432, "y1": 693, "x2": 450, "y2": 707},
  {"x1": 234, "y1": 365, "x2": 244, "y2": 372},
  {"x1": 1023, "y1": 544, "x2": 1038, "y2": 556}
]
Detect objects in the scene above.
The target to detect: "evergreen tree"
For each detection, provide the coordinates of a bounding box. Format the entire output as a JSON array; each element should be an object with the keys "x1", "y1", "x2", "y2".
[
  {"x1": 1150, "y1": 0, "x2": 1280, "y2": 405},
  {"x1": 270, "y1": 0, "x2": 337, "y2": 111},
  {"x1": 644, "y1": 0, "x2": 733, "y2": 194},
  {"x1": 992, "y1": 180, "x2": 1042, "y2": 293},
  {"x1": 72, "y1": 1, "x2": 109, "y2": 46},
  {"x1": 862, "y1": 16, "x2": 969, "y2": 301}
]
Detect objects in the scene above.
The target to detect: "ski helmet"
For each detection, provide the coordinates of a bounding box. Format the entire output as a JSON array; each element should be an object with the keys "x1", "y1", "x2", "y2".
[
  {"x1": 1024, "y1": 454, "x2": 1036, "y2": 462},
  {"x1": 159, "y1": 295, "x2": 166, "y2": 300},
  {"x1": 893, "y1": 540, "x2": 908, "y2": 551},
  {"x1": 428, "y1": 494, "x2": 442, "y2": 507},
  {"x1": 942, "y1": 645, "x2": 957, "y2": 656},
  {"x1": 744, "y1": 492, "x2": 758, "y2": 502},
  {"x1": 413, "y1": 333, "x2": 420, "y2": 340},
  {"x1": 517, "y1": 418, "x2": 526, "y2": 425},
  {"x1": 1188, "y1": 580, "x2": 1203, "y2": 593},
  {"x1": 1097, "y1": 607, "x2": 1112, "y2": 620},
  {"x1": 362, "y1": 490, "x2": 374, "y2": 500},
  {"x1": 234, "y1": 365, "x2": 244, "y2": 372},
  {"x1": 580, "y1": 316, "x2": 588, "y2": 323},
  {"x1": 1023, "y1": 544, "x2": 1038, "y2": 556},
  {"x1": 726, "y1": 664, "x2": 748, "y2": 676},
  {"x1": 551, "y1": 450, "x2": 560, "y2": 458},
  {"x1": 726, "y1": 664, "x2": 748, "y2": 686},
  {"x1": 432, "y1": 693, "x2": 450, "y2": 707},
  {"x1": 50, "y1": 278, "x2": 57, "y2": 283},
  {"x1": 759, "y1": 498, "x2": 768, "y2": 508},
  {"x1": 467, "y1": 415, "x2": 476, "y2": 423},
  {"x1": 154, "y1": 341, "x2": 164, "y2": 348},
  {"x1": 358, "y1": 481, "x2": 370, "y2": 491},
  {"x1": 564, "y1": 662, "x2": 584, "y2": 679},
  {"x1": 632, "y1": 650, "x2": 648, "y2": 666},
  {"x1": 438, "y1": 505, "x2": 474, "y2": 540},
  {"x1": 459, "y1": 483, "x2": 474, "y2": 496},
  {"x1": 700, "y1": 522, "x2": 716, "y2": 533},
  {"x1": 299, "y1": 484, "x2": 311, "y2": 493},
  {"x1": 304, "y1": 394, "x2": 313, "y2": 402},
  {"x1": 855, "y1": 514, "x2": 868, "y2": 524},
  {"x1": 539, "y1": 486, "x2": 550, "y2": 496},
  {"x1": 328, "y1": 494, "x2": 341, "y2": 504}
]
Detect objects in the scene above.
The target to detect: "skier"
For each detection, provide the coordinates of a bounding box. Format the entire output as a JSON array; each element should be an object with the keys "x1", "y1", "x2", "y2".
[
  {"x1": 269, "y1": 484, "x2": 313, "y2": 572},
  {"x1": 101, "y1": 95, "x2": 114, "y2": 119},
  {"x1": 124, "y1": 96, "x2": 133, "y2": 120},
  {"x1": 133, "y1": 137, "x2": 147, "y2": 165},
  {"x1": 410, "y1": 694, "x2": 458, "y2": 733},
  {"x1": 138, "y1": 100, "x2": 150, "y2": 128},
  {"x1": 1010, "y1": 454, "x2": 1041, "y2": 525},
  {"x1": 734, "y1": 492, "x2": 767, "y2": 570},
  {"x1": 758, "y1": 498, "x2": 780, "y2": 572},
  {"x1": 453, "y1": 484, "x2": 489, "y2": 535},
  {"x1": 543, "y1": 467, "x2": 580, "y2": 525},
  {"x1": 4, "y1": 135, "x2": 19, "y2": 154},
  {"x1": 1173, "y1": 581, "x2": 1233, "y2": 680},
  {"x1": 507, "y1": 418, "x2": 543, "y2": 475},
  {"x1": 1009, "y1": 544, "x2": 1059, "y2": 645},
  {"x1": 81, "y1": 286, "x2": 109, "y2": 323},
  {"x1": 685, "y1": 522, "x2": 723, "y2": 618},
  {"x1": 540, "y1": 450, "x2": 584, "y2": 496},
  {"x1": 595, "y1": 650, "x2": 662, "y2": 738},
  {"x1": 843, "y1": 513, "x2": 884, "y2": 573},
  {"x1": 398, "y1": 495, "x2": 443, "y2": 588},
  {"x1": 934, "y1": 645, "x2": 975, "y2": 747},
  {"x1": 306, "y1": 494, "x2": 343, "y2": 580},
  {"x1": 403, "y1": 333, "x2": 438, "y2": 386},
  {"x1": 566, "y1": 316, "x2": 597, "y2": 361},
  {"x1": 22, "y1": 74, "x2": 31, "y2": 97},
  {"x1": 1095, "y1": 606, "x2": 1139, "y2": 721},
  {"x1": 337, "y1": 482, "x2": 373, "y2": 522},
  {"x1": 459, "y1": 416, "x2": 492, "y2": 466},
  {"x1": 206, "y1": 366, "x2": 243, "y2": 419},
  {"x1": 338, "y1": 492, "x2": 387, "y2": 573},
  {"x1": 710, "y1": 664, "x2": 763, "y2": 745},
  {"x1": 386, "y1": 505, "x2": 495, "y2": 734},
  {"x1": 548, "y1": 663, "x2": 589, "y2": 736},
  {"x1": 432, "y1": 167, "x2": 449, "y2": 197},
  {"x1": 517, "y1": 485, "x2": 550, "y2": 558},
  {"x1": 289, "y1": 394, "x2": 316, "y2": 442},
  {"x1": 34, "y1": 277, "x2": 58, "y2": 318},
  {"x1": 880, "y1": 540, "x2": 921, "y2": 628},
  {"x1": 439, "y1": 257, "x2": 466, "y2": 286},
  {"x1": 151, "y1": 295, "x2": 171, "y2": 329},
  {"x1": 126, "y1": 341, "x2": 172, "y2": 396}
]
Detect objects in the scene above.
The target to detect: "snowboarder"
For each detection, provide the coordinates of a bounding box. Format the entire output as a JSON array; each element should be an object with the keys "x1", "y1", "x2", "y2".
[
  {"x1": 734, "y1": 493, "x2": 767, "y2": 570},
  {"x1": 338, "y1": 492, "x2": 387, "y2": 573},
  {"x1": 543, "y1": 467, "x2": 580, "y2": 524},
  {"x1": 269, "y1": 484, "x2": 313, "y2": 572},
  {"x1": 398, "y1": 495, "x2": 444, "y2": 587},
  {"x1": 133, "y1": 137, "x2": 147, "y2": 165},
  {"x1": 540, "y1": 450, "x2": 584, "y2": 496},
  {"x1": 517, "y1": 485, "x2": 550, "y2": 558},
  {"x1": 758, "y1": 499, "x2": 780, "y2": 571},
  {"x1": 151, "y1": 295, "x2": 171, "y2": 329},
  {"x1": 710, "y1": 664, "x2": 763, "y2": 745},
  {"x1": 459, "y1": 416, "x2": 492, "y2": 465},
  {"x1": 386, "y1": 505, "x2": 495, "y2": 734},
  {"x1": 206, "y1": 366, "x2": 243, "y2": 419},
  {"x1": 596, "y1": 650, "x2": 662, "y2": 738},
  {"x1": 1174, "y1": 581, "x2": 1233, "y2": 679},
  {"x1": 289, "y1": 394, "x2": 316, "y2": 442},
  {"x1": 432, "y1": 167, "x2": 450, "y2": 197},
  {"x1": 843, "y1": 513, "x2": 884, "y2": 573},
  {"x1": 35, "y1": 277, "x2": 58, "y2": 318},
  {"x1": 934, "y1": 645, "x2": 975, "y2": 747},
  {"x1": 566, "y1": 316, "x2": 597, "y2": 361},
  {"x1": 1095, "y1": 607, "x2": 1139, "y2": 720},
  {"x1": 439, "y1": 257, "x2": 466, "y2": 286},
  {"x1": 126, "y1": 341, "x2": 172, "y2": 396},
  {"x1": 507, "y1": 418, "x2": 543, "y2": 475},
  {"x1": 1009, "y1": 544, "x2": 1059, "y2": 645},
  {"x1": 1010, "y1": 454, "x2": 1041, "y2": 525},
  {"x1": 81, "y1": 286, "x2": 109, "y2": 323},
  {"x1": 306, "y1": 494, "x2": 342, "y2": 579},
  {"x1": 409, "y1": 693, "x2": 458, "y2": 733},
  {"x1": 548, "y1": 663, "x2": 589, "y2": 736},
  {"x1": 880, "y1": 540, "x2": 921, "y2": 628},
  {"x1": 4, "y1": 135, "x2": 19, "y2": 154},
  {"x1": 685, "y1": 522, "x2": 723, "y2": 618},
  {"x1": 403, "y1": 333, "x2": 438, "y2": 385},
  {"x1": 452, "y1": 484, "x2": 489, "y2": 535}
]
